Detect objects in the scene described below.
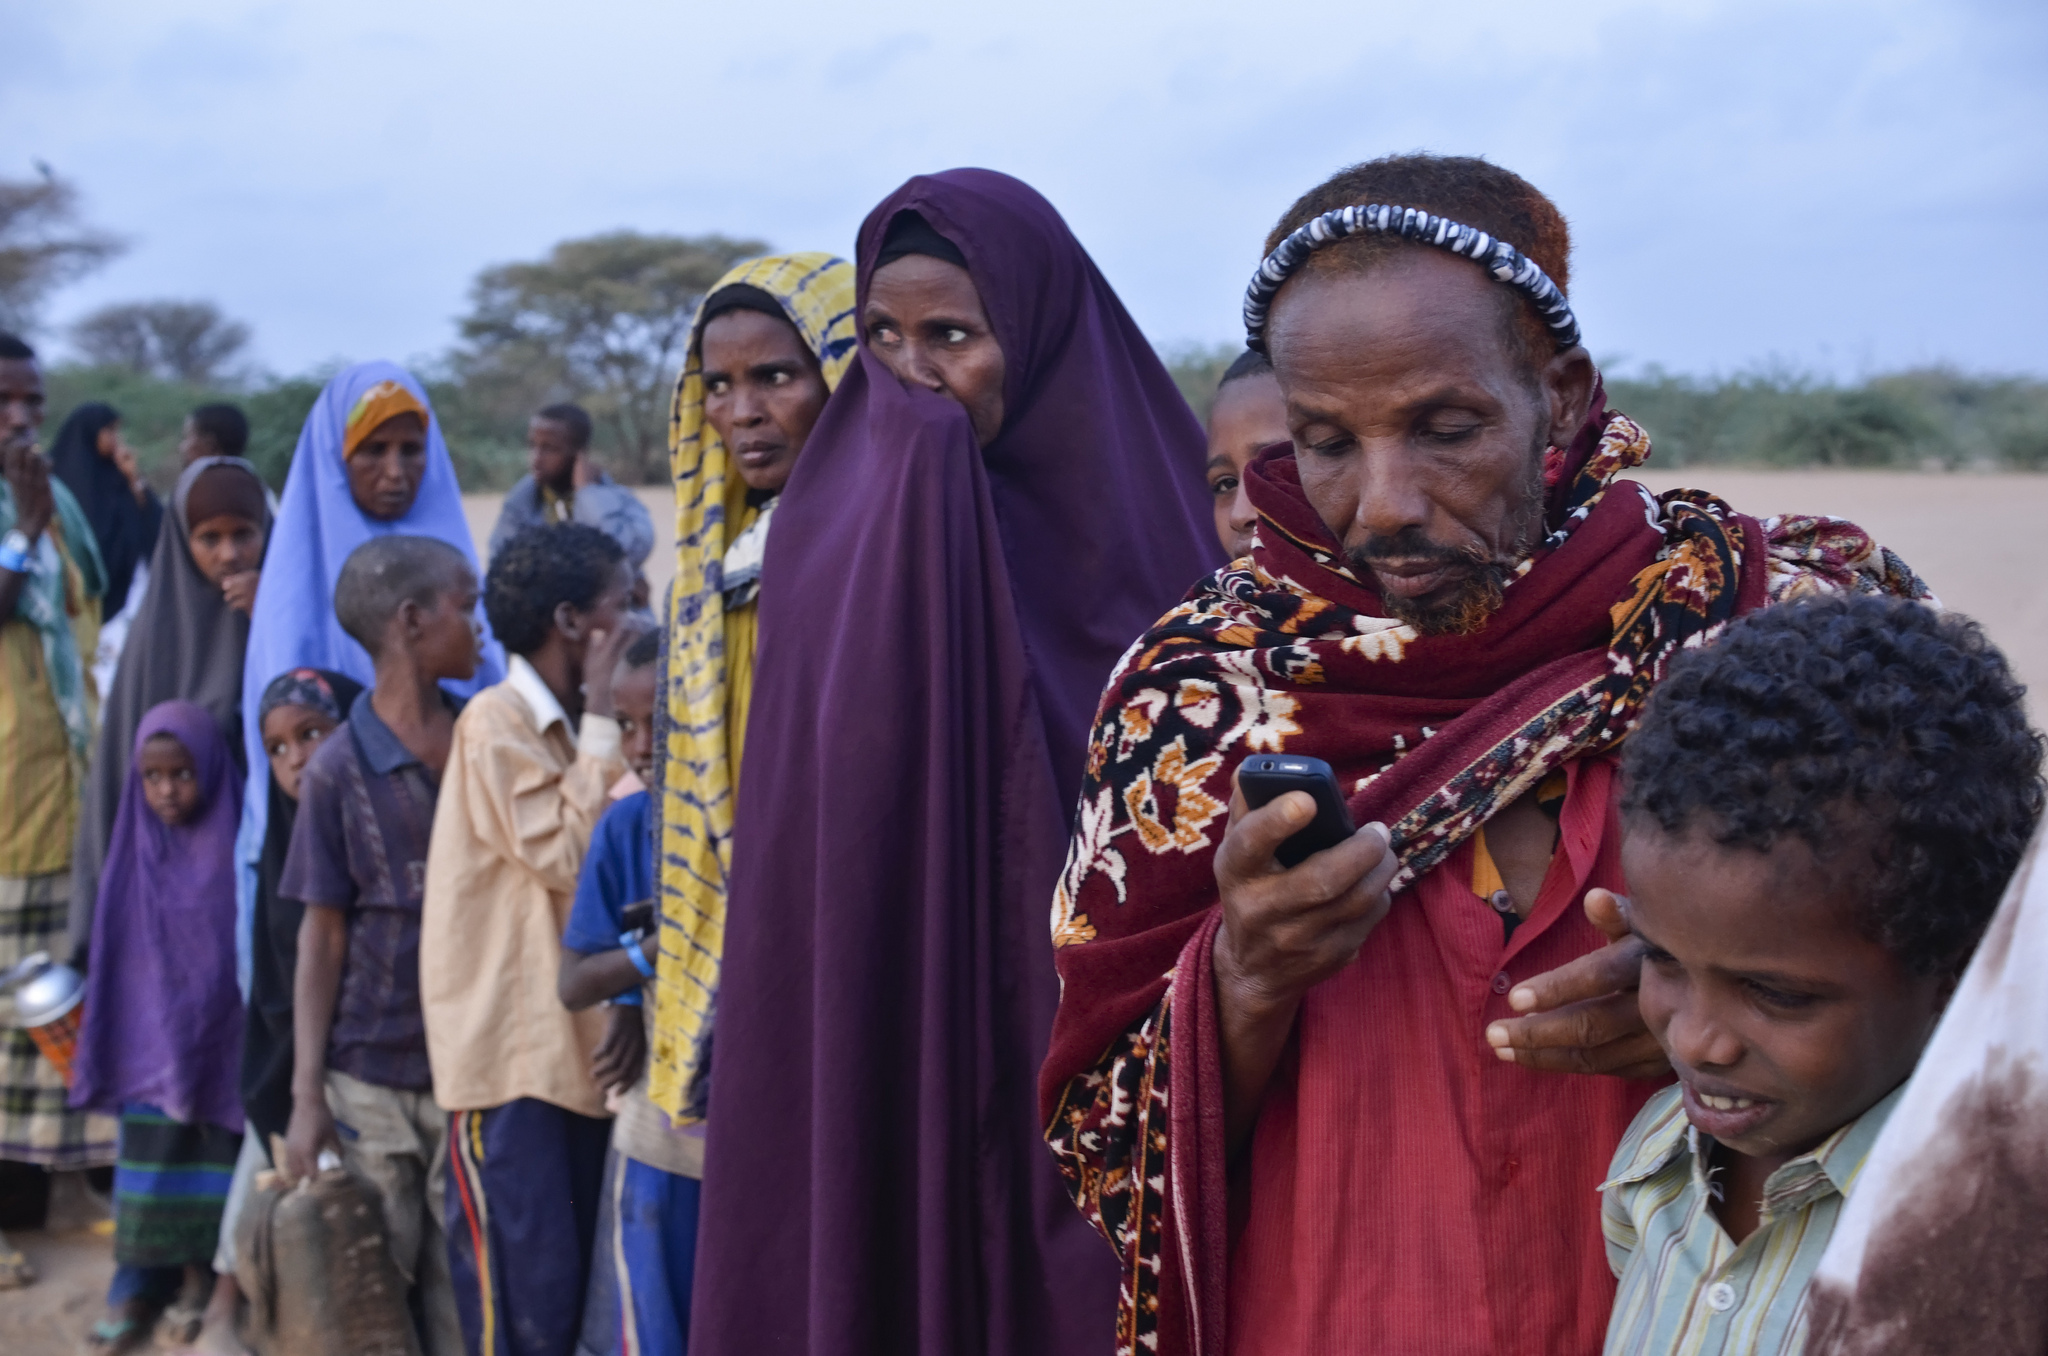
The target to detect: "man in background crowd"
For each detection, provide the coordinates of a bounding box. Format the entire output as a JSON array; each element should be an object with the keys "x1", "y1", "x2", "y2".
[
  {"x1": 178, "y1": 404, "x2": 251, "y2": 467},
  {"x1": 488, "y1": 404, "x2": 653, "y2": 603}
]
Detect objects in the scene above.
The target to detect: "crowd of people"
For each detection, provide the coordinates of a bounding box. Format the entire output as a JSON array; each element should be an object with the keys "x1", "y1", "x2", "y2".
[{"x1": 0, "y1": 153, "x2": 2042, "y2": 1356}]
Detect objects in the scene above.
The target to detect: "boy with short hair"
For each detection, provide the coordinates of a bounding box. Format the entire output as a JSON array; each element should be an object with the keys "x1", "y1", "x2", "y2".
[
  {"x1": 556, "y1": 628, "x2": 702, "y2": 1355},
  {"x1": 1600, "y1": 594, "x2": 2044, "y2": 1356},
  {"x1": 420, "y1": 522, "x2": 635, "y2": 1356},
  {"x1": 279, "y1": 533, "x2": 482, "y2": 1356}
]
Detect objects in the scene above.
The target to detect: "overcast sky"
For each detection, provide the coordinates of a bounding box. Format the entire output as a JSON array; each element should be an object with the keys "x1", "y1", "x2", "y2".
[{"x1": 10, "y1": 0, "x2": 2045, "y2": 381}]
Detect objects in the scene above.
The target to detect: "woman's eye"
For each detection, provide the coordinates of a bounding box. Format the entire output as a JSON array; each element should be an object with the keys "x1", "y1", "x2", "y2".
[
  {"x1": 944, "y1": 327, "x2": 968, "y2": 345},
  {"x1": 706, "y1": 378, "x2": 730, "y2": 396},
  {"x1": 1210, "y1": 476, "x2": 1239, "y2": 498},
  {"x1": 869, "y1": 325, "x2": 899, "y2": 346},
  {"x1": 767, "y1": 371, "x2": 790, "y2": 387},
  {"x1": 1421, "y1": 421, "x2": 1482, "y2": 444}
]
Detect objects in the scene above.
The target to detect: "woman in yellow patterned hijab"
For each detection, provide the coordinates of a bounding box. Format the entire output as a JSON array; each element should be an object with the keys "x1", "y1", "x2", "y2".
[{"x1": 648, "y1": 254, "x2": 855, "y2": 1124}]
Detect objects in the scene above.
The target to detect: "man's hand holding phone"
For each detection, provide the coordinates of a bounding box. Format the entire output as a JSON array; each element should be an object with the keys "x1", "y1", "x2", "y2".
[{"x1": 1212, "y1": 758, "x2": 1398, "y2": 1154}]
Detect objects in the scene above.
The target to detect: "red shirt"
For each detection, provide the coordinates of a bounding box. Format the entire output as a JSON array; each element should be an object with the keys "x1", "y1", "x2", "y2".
[{"x1": 1226, "y1": 756, "x2": 1662, "y2": 1355}]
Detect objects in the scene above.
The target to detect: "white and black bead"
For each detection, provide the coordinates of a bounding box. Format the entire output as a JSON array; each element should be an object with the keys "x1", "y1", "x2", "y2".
[{"x1": 1242, "y1": 203, "x2": 1581, "y2": 355}]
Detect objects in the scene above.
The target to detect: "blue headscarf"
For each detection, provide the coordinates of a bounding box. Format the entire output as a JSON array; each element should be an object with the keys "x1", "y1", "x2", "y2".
[{"x1": 234, "y1": 361, "x2": 504, "y2": 986}]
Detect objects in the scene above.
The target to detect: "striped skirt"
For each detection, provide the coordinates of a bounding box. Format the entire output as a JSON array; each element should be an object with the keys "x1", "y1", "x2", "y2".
[
  {"x1": 114, "y1": 1105, "x2": 241, "y2": 1268},
  {"x1": 0, "y1": 871, "x2": 117, "y2": 1167}
]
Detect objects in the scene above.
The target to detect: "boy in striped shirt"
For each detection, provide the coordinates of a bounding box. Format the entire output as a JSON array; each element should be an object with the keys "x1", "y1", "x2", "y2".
[{"x1": 1598, "y1": 596, "x2": 2043, "y2": 1356}]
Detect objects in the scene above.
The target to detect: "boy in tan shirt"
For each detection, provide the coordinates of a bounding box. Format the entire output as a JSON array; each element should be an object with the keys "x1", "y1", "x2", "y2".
[{"x1": 419, "y1": 522, "x2": 637, "y2": 1356}]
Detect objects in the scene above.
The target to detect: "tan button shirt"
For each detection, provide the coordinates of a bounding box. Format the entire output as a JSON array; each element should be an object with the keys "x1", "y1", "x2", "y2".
[{"x1": 420, "y1": 656, "x2": 625, "y2": 1116}]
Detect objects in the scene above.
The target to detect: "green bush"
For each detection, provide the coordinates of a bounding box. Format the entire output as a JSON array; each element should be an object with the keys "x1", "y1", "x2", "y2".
[
  {"x1": 1592, "y1": 367, "x2": 2048, "y2": 471},
  {"x1": 45, "y1": 355, "x2": 2048, "y2": 494}
]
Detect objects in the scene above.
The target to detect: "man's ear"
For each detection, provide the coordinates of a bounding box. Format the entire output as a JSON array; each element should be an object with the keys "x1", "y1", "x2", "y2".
[{"x1": 1542, "y1": 346, "x2": 1597, "y2": 449}]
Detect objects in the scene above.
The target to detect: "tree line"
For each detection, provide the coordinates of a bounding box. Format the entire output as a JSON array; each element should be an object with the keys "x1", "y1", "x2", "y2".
[{"x1": 11, "y1": 169, "x2": 2048, "y2": 491}]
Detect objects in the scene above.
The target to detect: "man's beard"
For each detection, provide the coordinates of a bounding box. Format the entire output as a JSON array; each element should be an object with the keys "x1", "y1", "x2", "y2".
[{"x1": 1346, "y1": 454, "x2": 1547, "y2": 637}]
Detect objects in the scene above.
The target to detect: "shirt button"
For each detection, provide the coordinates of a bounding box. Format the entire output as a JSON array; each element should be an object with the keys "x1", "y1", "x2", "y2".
[
  {"x1": 1491, "y1": 972, "x2": 1512, "y2": 995},
  {"x1": 1705, "y1": 1281, "x2": 1736, "y2": 1312}
]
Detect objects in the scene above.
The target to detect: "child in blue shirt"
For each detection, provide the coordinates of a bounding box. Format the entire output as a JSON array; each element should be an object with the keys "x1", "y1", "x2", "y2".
[{"x1": 557, "y1": 628, "x2": 698, "y2": 1356}]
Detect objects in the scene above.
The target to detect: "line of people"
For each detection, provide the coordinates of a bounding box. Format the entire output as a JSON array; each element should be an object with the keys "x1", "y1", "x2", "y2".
[{"x1": 0, "y1": 152, "x2": 2038, "y2": 1356}]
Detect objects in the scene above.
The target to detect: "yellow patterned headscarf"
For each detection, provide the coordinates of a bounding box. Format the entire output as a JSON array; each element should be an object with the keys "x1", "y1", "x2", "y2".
[
  {"x1": 341, "y1": 380, "x2": 429, "y2": 459},
  {"x1": 649, "y1": 253, "x2": 856, "y2": 1122}
]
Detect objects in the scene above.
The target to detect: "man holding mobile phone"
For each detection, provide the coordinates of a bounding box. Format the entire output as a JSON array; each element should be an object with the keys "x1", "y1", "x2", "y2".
[{"x1": 1040, "y1": 157, "x2": 1931, "y2": 1356}]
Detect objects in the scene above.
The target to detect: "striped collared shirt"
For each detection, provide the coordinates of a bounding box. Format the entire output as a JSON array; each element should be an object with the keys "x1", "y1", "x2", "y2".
[{"x1": 1600, "y1": 1081, "x2": 1903, "y2": 1355}]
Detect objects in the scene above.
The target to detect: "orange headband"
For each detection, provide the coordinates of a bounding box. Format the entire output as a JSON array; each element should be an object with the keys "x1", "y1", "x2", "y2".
[{"x1": 342, "y1": 380, "x2": 430, "y2": 459}]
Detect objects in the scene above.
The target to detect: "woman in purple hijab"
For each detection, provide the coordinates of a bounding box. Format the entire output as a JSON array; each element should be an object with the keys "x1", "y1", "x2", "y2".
[
  {"x1": 71, "y1": 699, "x2": 244, "y2": 1347},
  {"x1": 691, "y1": 169, "x2": 1221, "y2": 1355}
]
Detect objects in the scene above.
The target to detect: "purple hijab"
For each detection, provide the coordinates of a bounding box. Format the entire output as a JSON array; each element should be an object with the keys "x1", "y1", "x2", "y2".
[
  {"x1": 70, "y1": 700, "x2": 244, "y2": 1132},
  {"x1": 693, "y1": 170, "x2": 1221, "y2": 1355}
]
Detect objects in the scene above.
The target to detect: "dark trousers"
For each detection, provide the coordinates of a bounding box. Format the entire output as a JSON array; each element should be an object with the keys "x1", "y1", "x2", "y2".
[
  {"x1": 444, "y1": 1098, "x2": 610, "y2": 1356},
  {"x1": 576, "y1": 1149, "x2": 702, "y2": 1356}
]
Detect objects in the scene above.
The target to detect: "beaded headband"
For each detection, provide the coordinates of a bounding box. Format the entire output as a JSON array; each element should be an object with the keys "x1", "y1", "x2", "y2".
[{"x1": 1243, "y1": 204, "x2": 1581, "y2": 355}]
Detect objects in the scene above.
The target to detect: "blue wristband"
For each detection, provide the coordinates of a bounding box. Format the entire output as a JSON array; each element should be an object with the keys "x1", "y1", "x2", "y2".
[
  {"x1": 621, "y1": 930, "x2": 657, "y2": 979},
  {"x1": 610, "y1": 990, "x2": 643, "y2": 1007},
  {"x1": 0, "y1": 531, "x2": 32, "y2": 575}
]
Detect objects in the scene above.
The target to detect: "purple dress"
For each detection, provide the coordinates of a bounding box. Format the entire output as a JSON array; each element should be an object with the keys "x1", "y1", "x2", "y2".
[
  {"x1": 71, "y1": 699, "x2": 244, "y2": 1133},
  {"x1": 690, "y1": 169, "x2": 1222, "y2": 1355}
]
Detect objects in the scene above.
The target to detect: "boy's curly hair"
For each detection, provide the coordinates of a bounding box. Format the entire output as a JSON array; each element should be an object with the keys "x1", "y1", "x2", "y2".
[
  {"x1": 483, "y1": 522, "x2": 625, "y2": 656},
  {"x1": 1621, "y1": 595, "x2": 2044, "y2": 979}
]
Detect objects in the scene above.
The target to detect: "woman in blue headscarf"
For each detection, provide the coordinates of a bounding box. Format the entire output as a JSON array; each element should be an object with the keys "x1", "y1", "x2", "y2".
[{"x1": 235, "y1": 362, "x2": 503, "y2": 983}]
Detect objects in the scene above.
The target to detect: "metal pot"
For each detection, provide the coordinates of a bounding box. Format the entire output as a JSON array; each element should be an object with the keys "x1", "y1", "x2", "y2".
[
  {"x1": 0, "y1": 951, "x2": 86, "y2": 1086},
  {"x1": 0, "y1": 951, "x2": 84, "y2": 1028}
]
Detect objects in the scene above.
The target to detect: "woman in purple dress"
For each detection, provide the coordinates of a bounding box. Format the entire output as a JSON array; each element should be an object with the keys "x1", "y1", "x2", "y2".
[{"x1": 687, "y1": 169, "x2": 1221, "y2": 1356}]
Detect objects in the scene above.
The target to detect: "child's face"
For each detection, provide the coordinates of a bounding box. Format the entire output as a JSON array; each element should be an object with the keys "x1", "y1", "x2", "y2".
[
  {"x1": 410, "y1": 569, "x2": 484, "y2": 682},
  {"x1": 1622, "y1": 822, "x2": 1947, "y2": 1163},
  {"x1": 613, "y1": 660, "x2": 658, "y2": 785},
  {"x1": 188, "y1": 513, "x2": 265, "y2": 585},
  {"x1": 139, "y1": 733, "x2": 202, "y2": 826},
  {"x1": 1206, "y1": 373, "x2": 1287, "y2": 560},
  {"x1": 262, "y1": 703, "x2": 340, "y2": 801},
  {"x1": 347, "y1": 412, "x2": 428, "y2": 521}
]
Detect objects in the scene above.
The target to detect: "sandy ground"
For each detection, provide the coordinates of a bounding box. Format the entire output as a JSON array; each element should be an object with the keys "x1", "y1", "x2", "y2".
[
  {"x1": 1630, "y1": 470, "x2": 2048, "y2": 710},
  {"x1": 0, "y1": 1225, "x2": 119, "y2": 1354},
  {"x1": 6, "y1": 469, "x2": 2039, "y2": 1354}
]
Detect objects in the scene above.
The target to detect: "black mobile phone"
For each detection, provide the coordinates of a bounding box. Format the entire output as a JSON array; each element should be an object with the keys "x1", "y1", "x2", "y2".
[{"x1": 1238, "y1": 754, "x2": 1357, "y2": 868}]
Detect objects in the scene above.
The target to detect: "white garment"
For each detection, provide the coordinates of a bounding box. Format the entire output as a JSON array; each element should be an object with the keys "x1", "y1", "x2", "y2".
[
  {"x1": 1805, "y1": 827, "x2": 2048, "y2": 1352},
  {"x1": 91, "y1": 557, "x2": 148, "y2": 701}
]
